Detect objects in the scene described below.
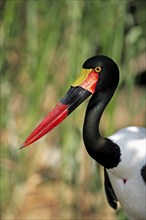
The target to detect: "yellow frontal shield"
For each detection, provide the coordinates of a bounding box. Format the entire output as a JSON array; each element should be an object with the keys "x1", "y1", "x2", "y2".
[{"x1": 72, "y1": 68, "x2": 92, "y2": 87}]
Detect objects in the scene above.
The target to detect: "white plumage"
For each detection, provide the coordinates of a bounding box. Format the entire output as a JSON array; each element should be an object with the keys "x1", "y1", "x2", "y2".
[{"x1": 107, "y1": 126, "x2": 146, "y2": 220}]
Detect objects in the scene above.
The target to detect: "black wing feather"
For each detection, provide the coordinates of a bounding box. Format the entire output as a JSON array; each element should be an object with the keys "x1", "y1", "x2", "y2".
[
  {"x1": 141, "y1": 164, "x2": 146, "y2": 184},
  {"x1": 104, "y1": 168, "x2": 118, "y2": 209}
]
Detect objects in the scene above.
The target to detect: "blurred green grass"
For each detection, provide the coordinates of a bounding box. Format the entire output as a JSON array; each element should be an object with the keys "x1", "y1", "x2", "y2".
[{"x1": 1, "y1": 0, "x2": 145, "y2": 219}]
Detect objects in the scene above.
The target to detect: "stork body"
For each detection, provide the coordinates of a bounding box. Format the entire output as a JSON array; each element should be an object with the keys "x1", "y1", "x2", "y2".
[
  {"x1": 107, "y1": 127, "x2": 146, "y2": 220},
  {"x1": 82, "y1": 66, "x2": 146, "y2": 219},
  {"x1": 20, "y1": 55, "x2": 146, "y2": 220}
]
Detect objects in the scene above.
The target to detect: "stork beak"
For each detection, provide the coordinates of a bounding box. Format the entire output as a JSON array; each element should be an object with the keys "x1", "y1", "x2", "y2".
[{"x1": 20, "y1": 68, "x2": 99, "y2": 149}]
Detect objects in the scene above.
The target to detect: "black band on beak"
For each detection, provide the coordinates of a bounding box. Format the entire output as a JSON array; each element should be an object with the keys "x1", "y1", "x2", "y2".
[{"x1": 61, "y1": 86, "x2": 92, "y2": 114}]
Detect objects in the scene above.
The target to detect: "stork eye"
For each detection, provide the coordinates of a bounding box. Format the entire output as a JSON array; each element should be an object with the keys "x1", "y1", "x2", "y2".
[{"x1": 94, "y1": 66, "x2": 102, "y2": 73}]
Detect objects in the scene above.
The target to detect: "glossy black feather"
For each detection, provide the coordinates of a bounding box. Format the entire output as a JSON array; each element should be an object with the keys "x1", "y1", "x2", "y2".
[
  {"x1": 141, "y1": 164, "x2": 146, "y2": 184},
  {"x1": 104, "y1": 168, "x2": 118, "y2": 209}
]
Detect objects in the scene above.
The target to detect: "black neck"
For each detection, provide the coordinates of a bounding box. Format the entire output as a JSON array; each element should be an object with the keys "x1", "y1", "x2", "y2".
[{"x1": 83, "y1": 88, "x2": 121, "y2": 169}]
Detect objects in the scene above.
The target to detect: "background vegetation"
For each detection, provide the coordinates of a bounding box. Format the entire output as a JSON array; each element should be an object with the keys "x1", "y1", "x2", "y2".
[{"x1": 1, "y1": 0, "x2": 145, "y2": 219}]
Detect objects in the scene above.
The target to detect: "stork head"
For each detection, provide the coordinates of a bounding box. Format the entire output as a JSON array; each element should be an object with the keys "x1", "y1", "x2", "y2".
[{"x1": 20, "y1": 55, "x2": 119, "y2": 149}]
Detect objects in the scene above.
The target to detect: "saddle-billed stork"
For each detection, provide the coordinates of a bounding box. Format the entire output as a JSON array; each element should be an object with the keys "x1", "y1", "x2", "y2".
[{"x1": 20, "y1": 55, "x2": 146, "y2": 220}]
